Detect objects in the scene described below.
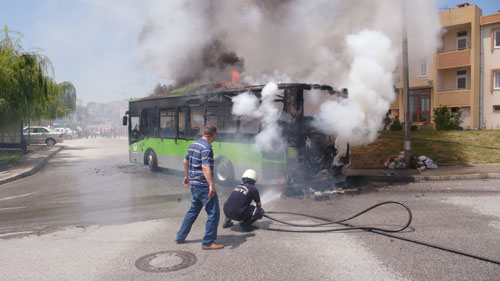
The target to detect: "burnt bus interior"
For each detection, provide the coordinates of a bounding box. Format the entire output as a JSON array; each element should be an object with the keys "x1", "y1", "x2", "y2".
[{"x1": 126, "y1": 83, "x2": 349, "y2": 183}]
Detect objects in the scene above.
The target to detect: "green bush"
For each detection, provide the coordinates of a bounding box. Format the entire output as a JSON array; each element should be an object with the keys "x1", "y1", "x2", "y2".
[
  {"x1": 433, "y1": 106, "x2": 462, "y2": 130},
  {"x1": 384, "y1": 115, "x2": 392, "y2": 130},
  {"x1": 390, "y1": 119, "x2": 403, "y2": 131}
]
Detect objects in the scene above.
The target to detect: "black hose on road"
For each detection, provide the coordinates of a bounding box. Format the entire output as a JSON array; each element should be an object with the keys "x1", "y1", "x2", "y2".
[
  {"x1": 263, "y1": 201, "x2": 412, "y2": 233},
  {"x1": 262, "y1": 201, "x2": 500, "y2": 266}
]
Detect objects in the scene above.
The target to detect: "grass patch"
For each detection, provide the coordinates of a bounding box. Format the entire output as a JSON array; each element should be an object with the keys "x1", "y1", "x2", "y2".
[
  {"x1": 350, "y1": 130, "x2": 500, "y2": 168},
  {"x1": 0, "y1": 150, "x2": 28, "y2": 166}
]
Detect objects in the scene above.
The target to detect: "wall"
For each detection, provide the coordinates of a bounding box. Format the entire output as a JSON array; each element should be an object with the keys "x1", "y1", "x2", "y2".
[{"x1": 481, "y1": 21, "x2": 500, "y2": 129}]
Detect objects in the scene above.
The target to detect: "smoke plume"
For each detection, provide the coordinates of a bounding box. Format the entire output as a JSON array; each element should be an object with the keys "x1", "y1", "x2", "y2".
[
  {"x1": 138, "y1": 0, "x2": 442, "y2": 145},
  {"x1": 312, "y1": 30, "x2": 398, "y2": 145},
  {"x1": 232, "y1": 82, "x2": 286, "y2": 153}
]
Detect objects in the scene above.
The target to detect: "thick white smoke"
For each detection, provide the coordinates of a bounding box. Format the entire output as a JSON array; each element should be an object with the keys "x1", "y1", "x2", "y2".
[
  {"x1": 231, "y1": 92, "x2": 261, "y2": 119},
  {"x1": 232, "y1": 82, "x2": 285, "y2": 153},
  {"x1": 138, "y1": 0, "x2": 442, "y2": 145},
  {"x1": 313, "y1": 30, "x2": 398, "y2": 145}
]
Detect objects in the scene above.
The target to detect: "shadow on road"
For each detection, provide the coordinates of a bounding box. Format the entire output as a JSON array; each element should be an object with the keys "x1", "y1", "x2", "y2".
[
  {"x1": 178, "y1": 233, "x2": 256, "y2": 249},
  {"x1": 63, "y1": 146, "x2": 98, "y2": 151}
]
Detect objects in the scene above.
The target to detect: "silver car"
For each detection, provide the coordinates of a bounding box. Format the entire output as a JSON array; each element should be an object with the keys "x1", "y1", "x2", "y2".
[
  {"x1": 23, "y1": 126, "x2": 64, "y2": 146},
  {"x1": 53, "y1": 127, "x2": 75, "y2": 140}
]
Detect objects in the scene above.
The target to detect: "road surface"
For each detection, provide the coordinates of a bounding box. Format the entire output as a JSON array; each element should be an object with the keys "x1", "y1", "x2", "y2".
[{"x1": 0, "y1": 138, "x2": 499, "y2": 280}]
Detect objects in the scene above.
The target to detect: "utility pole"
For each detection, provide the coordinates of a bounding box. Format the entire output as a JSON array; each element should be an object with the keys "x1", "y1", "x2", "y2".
[{"x1": 402, "y1": 0, "x2": 411, "y2": 165}]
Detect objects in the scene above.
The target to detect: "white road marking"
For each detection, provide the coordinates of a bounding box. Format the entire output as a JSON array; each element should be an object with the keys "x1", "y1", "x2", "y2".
[
  {"x1": 0, "y1": 206, "x2": 27, "y2": 211},
  {"x1": 0, "y1": 231, "x2": 33, "y2": 238},
  {"x1": 0, "y1": 192, "x2": 37, "y2": 202}
]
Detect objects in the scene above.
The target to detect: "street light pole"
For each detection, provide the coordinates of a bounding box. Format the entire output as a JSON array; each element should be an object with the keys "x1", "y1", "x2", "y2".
[{"x1": 402, "y1": 0, "x2": 411, "y2": 165}]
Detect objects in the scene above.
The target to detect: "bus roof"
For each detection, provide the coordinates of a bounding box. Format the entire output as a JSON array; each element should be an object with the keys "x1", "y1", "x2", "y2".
[{"x1": 130, "y1": 83, "x2": 340, "y2": 103}]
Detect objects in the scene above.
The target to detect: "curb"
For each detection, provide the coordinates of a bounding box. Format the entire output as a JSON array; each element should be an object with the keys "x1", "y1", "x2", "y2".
[
  {"x1": 347, "y1": 172, "x2": 500, "y2": 183},
  {"x1": 413, "y1": 173, "x2": 500, "y2": 182},
  {"x1": 0, "y1": 146, "x2": 64, "y2": 185}
]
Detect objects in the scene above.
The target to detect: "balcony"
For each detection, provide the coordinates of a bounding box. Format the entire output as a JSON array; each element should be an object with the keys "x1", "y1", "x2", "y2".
[
  {"x1": 436, "y1": 89, "x2": 470, "y2": 107},
  {"x1": 437, "y1": 49, "x2": 471, "y2": 69}
]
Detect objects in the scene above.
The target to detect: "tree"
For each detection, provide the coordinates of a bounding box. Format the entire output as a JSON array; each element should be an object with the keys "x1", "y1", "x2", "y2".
[
  {"x1": 0, "y1": 25, "x2": 76, "y2": 128},
  {"x1": 60, "y1": 81, "x2": 77, "y2": 112}
]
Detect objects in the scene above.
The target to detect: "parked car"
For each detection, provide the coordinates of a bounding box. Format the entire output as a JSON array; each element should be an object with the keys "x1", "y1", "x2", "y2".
[
  {"x1": 53, "y1": 127, "x2": 74, "y2": 139},
  {"x1": 65, "y1": 128, "x2": 75, "y2": 139},
  {"x1": 23, "y1": 126, "x2": 64, "y2": 146}
]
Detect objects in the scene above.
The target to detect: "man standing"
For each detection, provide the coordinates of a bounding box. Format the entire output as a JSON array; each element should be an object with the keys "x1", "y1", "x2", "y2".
[
  {"x1": 223, "y1": 169, "x2": 264, "y2": 231},
  {"x1": 176, "y1": 124, "x2": 223, "y2": 250}
]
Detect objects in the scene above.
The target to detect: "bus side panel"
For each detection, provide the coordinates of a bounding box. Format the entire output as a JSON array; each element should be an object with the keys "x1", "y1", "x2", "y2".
[
  {"x1": 131, "y1": 138, "x2": 196, "y2": 170},
  {"x1": 129, "y1": 150, "x2": 144, "y2": 165},
  {"x1": 212, "y1": 141, "x2": 285, "y2": 184}
]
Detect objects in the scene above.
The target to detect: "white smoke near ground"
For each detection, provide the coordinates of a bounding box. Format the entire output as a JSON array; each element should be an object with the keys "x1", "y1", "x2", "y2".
[
  {"x1": 137, "y1": 0, "x2": 442, "y2": 145},
  {"x1": 232, "y1": 82, "x2": 286, "y2": 153}
]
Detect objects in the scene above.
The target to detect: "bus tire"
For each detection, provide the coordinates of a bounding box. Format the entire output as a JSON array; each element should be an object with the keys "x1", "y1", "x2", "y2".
[
  {"x1": 146, "y1": 150, "x2": 159, "y2": 172},
  {"x1": 214, "y1": 157, "x2": 234, "y2": 186}
]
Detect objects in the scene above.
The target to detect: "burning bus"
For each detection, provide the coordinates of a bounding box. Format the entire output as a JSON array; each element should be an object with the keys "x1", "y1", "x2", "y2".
[{"x1": 123, "y1": 81, "x2": 350, "y2": 186}]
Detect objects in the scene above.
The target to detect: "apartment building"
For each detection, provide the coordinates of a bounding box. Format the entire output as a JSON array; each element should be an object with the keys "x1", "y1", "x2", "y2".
[
  {"x1": 393, "y1": 3, "x2": 500, "y2": 130},
  {"x1": 480, "y1": 10, "x2": 500, "y2": 129}
]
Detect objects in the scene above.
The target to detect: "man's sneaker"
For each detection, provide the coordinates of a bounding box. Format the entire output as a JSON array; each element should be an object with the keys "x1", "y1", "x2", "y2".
[
  {"x1": 202, "y1": 243, "x2": 224, "y2": 250},
  {"x1": 175, "y1": 239, "x2": 185, "y2": 244},
  {"x1": 222, "y1": 220, "x2": 234, "y2": 229}
]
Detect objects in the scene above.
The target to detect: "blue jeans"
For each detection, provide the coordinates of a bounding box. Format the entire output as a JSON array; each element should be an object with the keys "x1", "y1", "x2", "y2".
[{"x1": 177, "y1": 185, "x2": 220, "y2": 246}]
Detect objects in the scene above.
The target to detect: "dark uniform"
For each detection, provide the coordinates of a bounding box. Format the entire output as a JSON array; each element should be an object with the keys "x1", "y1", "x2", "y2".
[{"x1": 223, "y1": 183, "x2": 264, "y2": 227}]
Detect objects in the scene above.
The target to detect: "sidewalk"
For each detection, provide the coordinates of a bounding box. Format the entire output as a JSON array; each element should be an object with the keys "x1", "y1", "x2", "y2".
[
  {"x1": 344, "y1": 163, "x2": 500, "y2": 182},
  {"x1": 0, "y1": 145, "x2": 64, "y2": 185}
]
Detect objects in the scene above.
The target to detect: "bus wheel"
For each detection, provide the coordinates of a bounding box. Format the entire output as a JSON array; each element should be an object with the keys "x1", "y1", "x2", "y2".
[
  {"x1": 215, "y1": 157, "x2": 234, "y2": 186},
  {"x1": 147, "y1": 151, "x2": 159, "y2": 172}
]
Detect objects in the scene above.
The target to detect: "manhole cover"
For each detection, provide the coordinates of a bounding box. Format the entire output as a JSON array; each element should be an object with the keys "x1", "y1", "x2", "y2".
[{"x1": 135, "y1": 250, "x2": 197, "y2": 273}]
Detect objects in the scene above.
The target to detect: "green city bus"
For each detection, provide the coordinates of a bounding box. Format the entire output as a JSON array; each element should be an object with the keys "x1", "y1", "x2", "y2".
[{"x1": 123, "y1": 83, "x2": 349, "y2": 186}]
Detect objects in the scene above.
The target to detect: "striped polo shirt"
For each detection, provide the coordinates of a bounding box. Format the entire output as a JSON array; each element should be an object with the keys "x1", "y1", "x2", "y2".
[{"x1": 185, "y1": 138, "x2": 214, "y2": 187}]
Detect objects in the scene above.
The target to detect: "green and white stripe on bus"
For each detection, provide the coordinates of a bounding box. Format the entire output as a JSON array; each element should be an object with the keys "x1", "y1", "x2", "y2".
[{"x1": 128, "y1": 137, "x2": 290, "y2": 184}]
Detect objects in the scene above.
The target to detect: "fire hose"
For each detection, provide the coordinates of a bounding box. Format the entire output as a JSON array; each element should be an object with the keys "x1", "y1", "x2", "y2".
[{"x1": 261, "y1": 201, "x2": 500, "y2": 266}]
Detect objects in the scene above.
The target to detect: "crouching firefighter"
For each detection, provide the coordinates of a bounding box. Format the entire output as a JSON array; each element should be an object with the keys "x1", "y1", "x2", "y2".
[{"x1": 223, "y1": 169, "x2": 264, "y2": 230}]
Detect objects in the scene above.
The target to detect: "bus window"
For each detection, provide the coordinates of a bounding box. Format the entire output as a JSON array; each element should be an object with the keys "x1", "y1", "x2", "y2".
[
  {"x1": 179, "y1": 109, "x2": 186, "y2": 137},
  {"x1": 141, "y1": 108, "x2": 158, "y2": 137},
  {"x1": 206, "y1": 106, "x2": 236, "y2": 133},
  {"x1": 220, "y1": 114, "x2": 237, "y2": 133},
  {"x1": 190, "y1": 107, "x2": 204, "y2": 137},
  {"x1": 303, "y1": 89, "x2": 335, "y2": 115},
  {"x1": 131, "y1": 117, "x2": 140, "y2": 133},
  {"x1": 160, "y1": 108, "x2": 176, "y2": 138},
  {"x1": 239, "y1": 118, "x2": 261, "y2": 134}
]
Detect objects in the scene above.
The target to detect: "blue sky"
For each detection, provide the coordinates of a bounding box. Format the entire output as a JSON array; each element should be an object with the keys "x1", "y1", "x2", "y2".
[
  {"x1": 1, "y1": 0, "x2": 499, "y2": 104},
  {"x1": 441, "y1": 0, "x2": 498, "y2": 14},
  {"x1": 0, "y1": 0, "x2": 154, "y2": 104}
]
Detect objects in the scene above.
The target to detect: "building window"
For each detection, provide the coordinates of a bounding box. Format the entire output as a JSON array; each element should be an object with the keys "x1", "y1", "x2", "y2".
[
  {"x1": 457, "y1": 70, "x2": 467, "y2": 89},
  {"x1": 409, "y1": 89, "x2": 431, "y2": 123},
  {"x1": 420, "y1": 58, "x2": 427, "y2": 77},
  {"x1": 495, "y1": 30, "x2": 500, "y2": 48},
  {"x1": 495, "y1": 71, "x2": 500, "y2": 90},
  {"x1": 493, "y1": 105, "x2": 500, "y2": 112},
  {"x1": 457, "y1": 31, "x2": 468, "y2": 50}
]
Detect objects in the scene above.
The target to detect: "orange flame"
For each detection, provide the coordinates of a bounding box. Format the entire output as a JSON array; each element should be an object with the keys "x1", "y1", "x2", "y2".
[{"x1": 232, "y1": 71, "x2": 240, "y2": 84}]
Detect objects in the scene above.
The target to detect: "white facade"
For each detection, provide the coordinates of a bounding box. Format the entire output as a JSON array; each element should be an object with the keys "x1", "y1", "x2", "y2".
[{"x1": 481, "y1": 18, "x2": 500, "y2": 129}]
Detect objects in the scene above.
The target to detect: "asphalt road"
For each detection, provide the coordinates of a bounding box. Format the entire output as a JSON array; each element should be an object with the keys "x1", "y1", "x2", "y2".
[{"x1": 0, "y1": 138, "x2": 499, "y2": 280}]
